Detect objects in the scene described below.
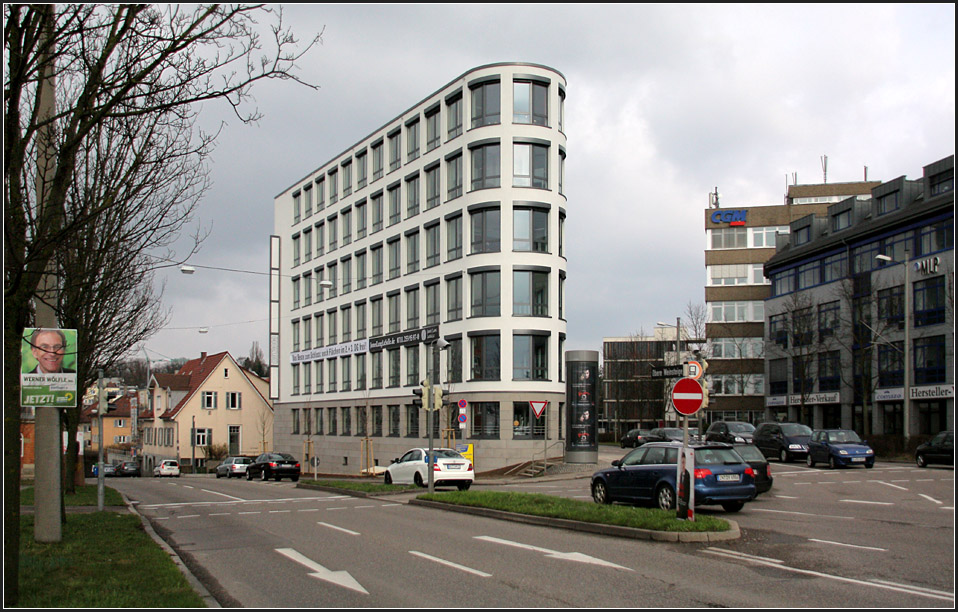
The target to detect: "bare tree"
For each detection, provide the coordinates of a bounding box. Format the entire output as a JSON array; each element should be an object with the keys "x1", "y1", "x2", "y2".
[
  {"x1": 241, "y1": 341, "x2": 268, "y2": 378},
  {"x1": 4, "y1": 5, "x2": 321, "y2": 603}
]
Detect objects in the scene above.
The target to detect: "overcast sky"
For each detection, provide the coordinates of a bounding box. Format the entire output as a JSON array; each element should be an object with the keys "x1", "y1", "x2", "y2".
[{"x1": 143, "y1": 3, "x2": 955, "y2": 366}]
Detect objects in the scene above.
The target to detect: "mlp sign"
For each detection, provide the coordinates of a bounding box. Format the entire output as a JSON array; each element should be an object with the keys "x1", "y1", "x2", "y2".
[{"x1": 671, "y1": 378, "x2": 704, "y2": 416}]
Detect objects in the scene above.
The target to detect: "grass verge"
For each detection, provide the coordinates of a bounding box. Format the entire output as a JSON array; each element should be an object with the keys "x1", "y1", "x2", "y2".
[
  {"x1": 18, "y1": 512, "x2": 206, "y2": 608},
  {"x1": 417, "y1": 490, "x2": 730, "y2": 532},
  {"x1": 20, "y1": 484, "x2": 125, "y2": 507},
  {"x1": 302, "y1": 478, "x2": 418, "y2": 493}
]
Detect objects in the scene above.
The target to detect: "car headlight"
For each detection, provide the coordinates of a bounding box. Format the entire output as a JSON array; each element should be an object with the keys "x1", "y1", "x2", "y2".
[
  {"x1": 865, "y1": 449, "x2": 873, "y2": 455},
  {"x1": 789, "y1": 444, "x2": 804, "y2": 450},
  {"x1": 734, "y1": 436, "x2": 745, "y2": 443},
  {"x1": 838, "y1": 450, "x2": 848, "y2": 455}
]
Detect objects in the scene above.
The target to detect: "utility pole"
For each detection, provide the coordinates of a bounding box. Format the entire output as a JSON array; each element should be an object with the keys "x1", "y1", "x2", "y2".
[
  {"x1": 97, "y1": 372, "x2": 105, "y2": 511},
  {"x1": 33, "y1": 4, "x2": 62, "y2": 542}
]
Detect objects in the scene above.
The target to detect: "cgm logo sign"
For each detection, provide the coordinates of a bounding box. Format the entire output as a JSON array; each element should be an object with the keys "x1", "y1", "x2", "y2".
[{"x1": 710, "y1": 209, "x2": 748, "y2": 226}]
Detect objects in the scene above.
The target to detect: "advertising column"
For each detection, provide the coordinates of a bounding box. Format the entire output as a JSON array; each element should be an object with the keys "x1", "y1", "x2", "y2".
[{"x1": 565, "y1": 350, "x2": 598, "y2": 464}]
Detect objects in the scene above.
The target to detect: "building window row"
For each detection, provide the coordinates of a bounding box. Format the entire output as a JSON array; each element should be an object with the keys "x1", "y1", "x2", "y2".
[
  {"x1": 289, "y1": 330, "x2": 562, "y2": 396},
  {"x1": 291, "y1": 75, "x2": 565, "y2": 229}
]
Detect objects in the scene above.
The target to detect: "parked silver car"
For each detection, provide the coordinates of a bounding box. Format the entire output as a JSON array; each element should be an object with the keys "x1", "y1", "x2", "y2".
[{"x1": 216, "y1": 456, "x2": 253, "y2": 478}]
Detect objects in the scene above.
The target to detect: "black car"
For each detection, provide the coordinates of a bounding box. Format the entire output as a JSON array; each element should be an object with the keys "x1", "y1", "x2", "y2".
[
  {"x1": 753, "y1": 422, "x2": 812, "y2": 462},
  {"x1": 620, "y1": 428, "x2": 653, "y2": 448},
  {"x1": 246, "y1": 452, "x2": 301, "y2": 482},
  {"x1": 649, "y1": 427, "x2": 684, "y2": 443},
  {"x1": 115, "y1": 461, "x2": 141, "y2": 477},
  {"x1": 732, "y1": 443, "x2": 772, "y2": 494},
  {"x1": 706, "y1": 421, "x2": 755, "y2": 444},
  {"x1": 915, "y1": 431, "x2": 953, "y2": 468}
]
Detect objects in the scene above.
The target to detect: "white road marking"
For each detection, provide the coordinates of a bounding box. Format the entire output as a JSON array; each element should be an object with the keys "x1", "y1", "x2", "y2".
[
  {"x1": 318, "y1": 522, "x2": 361, "y2": 536},
  {"x1": 870, "y1": 480, "x2": 908, "y2": 491},
  {"x1": 702, "y1": 548, "x2": 953, "y2": 602},
  {"x1": 409, "y1": 551, "x2": 492, "y2": 577},
  {"x1": 202, "y1": 489, "x2": 245, "y2": 501},
  {"x1": 809, "y1": 538, "x2": 887, "y2": 552},
  {"x1": 475, "y1": 536, "x2": 632, "y2": 571},
  {"x1": 920, "y1": 494, "x2": 943, "y2": 505},
  {"x1": 275, "y1": 548, "x2": 368, "y2": 595},
  {"x1": 753, "y1": 508, "x2": 854, "y2": 520},
  {"x1": 840, "y1": 499, "x2": 894, "y2": 506}
]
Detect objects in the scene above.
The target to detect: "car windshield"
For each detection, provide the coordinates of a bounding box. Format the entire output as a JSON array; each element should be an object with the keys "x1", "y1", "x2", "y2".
[
  {"x1": 237, "y1": 457, "x2": 252, "y2": 464},
  {"x1": 781, "y1": 424, "x2": 812, "y2": 436},
  {"x1": 732, "y1": 445, "x2": 765, "y2": 461},
  {"x1": 728, "y1": 423, "x2": 755, "y2": 433},
  {"x1": 829, "y1": 430, "x2": 862, "y2": 444},
  {"x1": 695, "y1": 448, "x2": 745, "y2": 466},
  {"x1": 274, "y1": 453, "x2": 296, "y2": 461}
]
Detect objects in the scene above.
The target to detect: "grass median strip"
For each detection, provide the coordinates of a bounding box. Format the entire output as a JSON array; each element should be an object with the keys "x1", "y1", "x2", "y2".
[
  {"x1": 417, "y1": 490, "x2": 731, "y2": 532},
  {"x1": 18, "y1": 512, "x2": 206, "y2": 608},
  {"x1": 20, "y1": 483, "x2": 125, "y2": 507}
]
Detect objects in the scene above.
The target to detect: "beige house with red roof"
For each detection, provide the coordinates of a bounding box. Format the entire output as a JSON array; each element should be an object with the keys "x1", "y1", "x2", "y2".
[{"x1": 140, "y1": 351, "x2": 273, "y2": 473}]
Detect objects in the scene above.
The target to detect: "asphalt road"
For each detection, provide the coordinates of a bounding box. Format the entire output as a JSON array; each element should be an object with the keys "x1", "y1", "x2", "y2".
[{"x1": 106, "y1": 457, "x2": 954, "y2": 608}]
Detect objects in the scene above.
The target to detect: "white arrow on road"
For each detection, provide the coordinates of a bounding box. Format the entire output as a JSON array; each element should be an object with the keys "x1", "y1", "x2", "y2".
[
  {"x1": 275, "y1": 548, "x2": 369, "y2": 594},
  {"x1": 474, "y1": 536, "x2": 632, "y2": 571}
]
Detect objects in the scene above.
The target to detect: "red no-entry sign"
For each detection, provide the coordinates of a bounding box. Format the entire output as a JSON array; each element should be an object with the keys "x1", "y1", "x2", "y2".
[{"x1": 671, "y1": 378, "x2": 704, "y2": 416}]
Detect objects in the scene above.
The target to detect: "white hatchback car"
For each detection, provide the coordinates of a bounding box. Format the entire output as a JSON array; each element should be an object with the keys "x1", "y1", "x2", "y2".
[
  {"x1": 384, "y1": 448, "x2": 473, "y2": 490},
  {"x1": 153, "y1": 459, "x2": 180, "y2": 478}
]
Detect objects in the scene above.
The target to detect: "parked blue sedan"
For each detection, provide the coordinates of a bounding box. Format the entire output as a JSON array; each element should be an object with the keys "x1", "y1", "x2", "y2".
[
  {"x1": 591, "y1": 442, "x2": 757, "y2": 513},
  {"x1": 806, "y1": 429, "x2": 875, "y2": 469}
]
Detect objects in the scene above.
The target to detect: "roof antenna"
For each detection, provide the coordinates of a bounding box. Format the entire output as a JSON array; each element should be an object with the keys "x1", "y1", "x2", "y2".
[
  {"x1": 709, "y1": 186, "x2": 720, "y2": 208},
  {"x1": 821, "y1": 154, "x2": 828, "y2": 184}
]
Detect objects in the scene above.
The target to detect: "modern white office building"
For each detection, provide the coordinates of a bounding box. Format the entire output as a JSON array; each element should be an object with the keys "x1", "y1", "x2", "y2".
[{"x1": 270, "y1": 63, "x2": 569, "y2": 474}]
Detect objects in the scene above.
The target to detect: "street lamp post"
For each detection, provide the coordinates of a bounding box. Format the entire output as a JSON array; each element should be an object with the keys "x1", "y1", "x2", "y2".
[
  {"x1": 876, "y1": 251, "x2": 911, "y2": 443},
  {"x1": 427, "y1": 338, "x2": 449, "y2": 494}
]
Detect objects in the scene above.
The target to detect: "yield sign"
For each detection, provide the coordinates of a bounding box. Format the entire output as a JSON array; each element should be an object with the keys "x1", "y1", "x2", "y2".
[
  {"x1": 529, "y1": 400, "x2": 548, "y2": 418},
  {"x1": 671, "y1": 378, "x2": 704, "y2": 416}
]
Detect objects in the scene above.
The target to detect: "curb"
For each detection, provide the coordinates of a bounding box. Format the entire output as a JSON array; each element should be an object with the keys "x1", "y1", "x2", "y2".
[
  {"x1": 407, "y1": 498, "x2": 740, "y2": 543},
  {"x1": 121, "y1": 493, "x2": 222, "y2": 608}
]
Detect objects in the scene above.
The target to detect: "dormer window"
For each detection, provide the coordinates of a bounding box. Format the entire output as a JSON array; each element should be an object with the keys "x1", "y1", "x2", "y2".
[{"x1": 877, "y1": 191, "x2": 899, "y2": 216}]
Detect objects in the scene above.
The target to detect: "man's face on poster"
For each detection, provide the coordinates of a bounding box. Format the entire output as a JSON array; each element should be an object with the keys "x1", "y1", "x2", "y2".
[{"x1": 31, "y1": 331, "x2": 66, "y2": 373}]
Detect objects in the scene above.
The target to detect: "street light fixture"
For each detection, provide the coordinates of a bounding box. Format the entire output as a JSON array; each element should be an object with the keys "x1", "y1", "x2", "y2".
[
  {"x1": 180, "y1": 265, "x2": 195, "y2": 274},
  {"x1": 876, "y1": 251, "x2": 912, "y2": 442}
]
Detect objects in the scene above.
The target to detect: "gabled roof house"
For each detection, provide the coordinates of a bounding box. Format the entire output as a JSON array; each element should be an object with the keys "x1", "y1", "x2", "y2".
[{"x1": 140, "y1": 351, "x2": 273, "y2": 473}]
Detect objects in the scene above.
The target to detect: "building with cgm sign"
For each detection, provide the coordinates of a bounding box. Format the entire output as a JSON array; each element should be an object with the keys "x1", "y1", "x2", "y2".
[
  {"x1": 271, "y1": 64, "x2": 570, "y2": 474},
  {"x1": 763, "y1": 155, "x2": 953, "y2": 438},
  {"x1": 702, "y1": 180, "x2": 879, "y2": 425}
]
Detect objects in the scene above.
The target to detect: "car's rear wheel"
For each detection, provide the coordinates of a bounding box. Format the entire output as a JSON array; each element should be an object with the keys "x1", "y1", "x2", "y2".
[
  {"x1": 457, "y1": 482, "x2": 471, "y2": 491},
  {"x1": 292, "y1": 475, "x2": 299, "y2": 482},
  {"x1": 414, "y1": 472, "x2": 424, "y2": 487},
  {"x1": 261, "y1": 469, "x2": 269, "y2": 481},
  {"x1": 384, "y1": 471, "x2": 393, "y2": 485},
  {"x1": 721, "y1": 501, "x2": 745, "y2": 512},
  {"x1": 656, "y1": 484, "x2": 675, "y2": 510},
  {"x1": 247, "y1": 470, "x2": 254, "y2": 480},
  {"x1": 216, "y1": 471, "x2": 222, "y2": 479},
  {"x1": 592, "y1": 480, "x2": 611, "y2": 504},
  {"x1": 916, "y1": 453, "x2": 927, "y2": 468},
  {"x1": 806, "y1": 454, "x2": 815, "y2": 467}
]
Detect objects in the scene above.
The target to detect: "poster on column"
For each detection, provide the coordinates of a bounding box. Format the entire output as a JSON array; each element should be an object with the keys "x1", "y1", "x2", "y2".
[
  {"x1": 566, "y1": 359, "x2": 597, "y2": 451},
  {"x1": 21, "y1": 327, "x2": 78, "y2": 407}
]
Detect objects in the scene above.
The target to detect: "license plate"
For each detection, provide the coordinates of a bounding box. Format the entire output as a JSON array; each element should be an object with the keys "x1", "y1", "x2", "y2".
[
  {"x1": 717, "y1": 474, "x2": 740, "y2": 482},
  {"x1": 851, "y1": 457, "x2": 865, "y2": 462},
  {"x1": 446, "y1": 464, "x2": 461, "y2": 470}
]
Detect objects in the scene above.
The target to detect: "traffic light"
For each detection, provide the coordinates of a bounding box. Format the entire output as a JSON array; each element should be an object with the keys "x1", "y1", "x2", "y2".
[
  {"x1": 433, "y1": 386, "x2": 443, "y2": 412},
  {"x1": 412, "y1": 379, "x2": 430, "y2": 408}
]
